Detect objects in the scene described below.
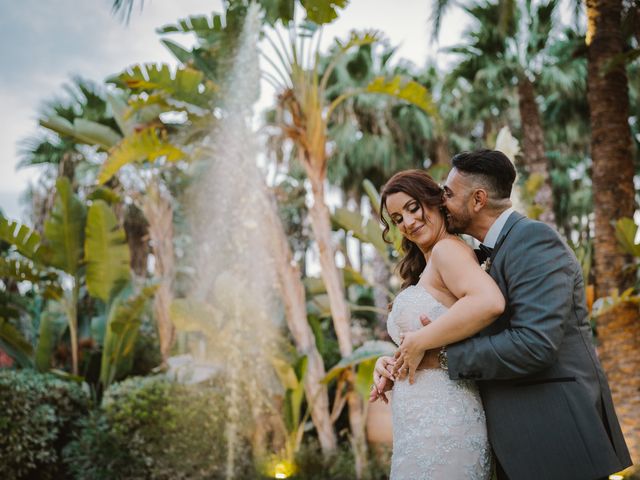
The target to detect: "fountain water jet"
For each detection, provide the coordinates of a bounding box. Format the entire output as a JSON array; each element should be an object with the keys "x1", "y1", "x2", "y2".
[{"x1": 182, "y1": 4, "x2": 287, "y2": 477}]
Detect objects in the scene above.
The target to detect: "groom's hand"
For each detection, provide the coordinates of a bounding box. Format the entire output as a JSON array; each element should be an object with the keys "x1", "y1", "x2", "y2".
[
  {"x1": 395, "y1": 330, "x2": 425, "y2": 385},
  {"x1": 416, "y1": 314, "x2": 439, "y2": 370}
]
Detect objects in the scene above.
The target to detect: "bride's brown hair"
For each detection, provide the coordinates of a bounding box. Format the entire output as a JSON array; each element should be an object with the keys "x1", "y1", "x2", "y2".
[{"x1": 380, "y1": 169, "x2": 445, "y2": 290}]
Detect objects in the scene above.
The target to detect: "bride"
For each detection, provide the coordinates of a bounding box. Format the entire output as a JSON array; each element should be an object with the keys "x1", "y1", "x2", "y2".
[{"x1": 369, "y1": 169, "x2": 504, "y2": 479}]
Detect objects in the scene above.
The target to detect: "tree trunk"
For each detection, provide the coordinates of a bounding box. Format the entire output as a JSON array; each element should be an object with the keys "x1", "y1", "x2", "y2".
[
  {"x1": 306, "y1": 171, "x2": 368, "y2": 477},
  {"x1": 517, "y1": 76, "x2": 556, "y2": 227},
  {"x1": 432, "y1": 135, "x2": 451, "y2": 167},
  {"x1": 372, "y1": 252, "x2": 391, "y2": 339},
  {"x1": 123, "y1": 204, "x2": 149, "y2": 277},
  {"x1": 586, "y1": 0, "x2": 639, "y2": 461},
  {"x1": 307, "y1": 176, "x2": 354, "y2": 358},
  {"x1": 141, "y1": 185, "x2": 176, "y2": 362},
  {"x1": 272, "y1": 203, "x2": 337, "y2": 454}
]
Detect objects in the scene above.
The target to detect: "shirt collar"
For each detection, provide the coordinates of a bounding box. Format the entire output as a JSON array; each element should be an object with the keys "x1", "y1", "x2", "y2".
[{"x1": 482, "y1": 207, "x2": 514, "y2": 248}]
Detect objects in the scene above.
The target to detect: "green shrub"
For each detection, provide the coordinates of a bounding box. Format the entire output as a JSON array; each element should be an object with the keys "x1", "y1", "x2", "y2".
[
  {"x1": 0, "y1": 369, "x2": 90, "y2": 479},
  {"x1": 64, "y1": 375, "x2": 241, "y2": 480},
  {"x1": 291, "y1": 438, "x2": 391, "y2": 480},
  {"x1": 128, "y1": 319, "x2": 162, "y2": 376}
]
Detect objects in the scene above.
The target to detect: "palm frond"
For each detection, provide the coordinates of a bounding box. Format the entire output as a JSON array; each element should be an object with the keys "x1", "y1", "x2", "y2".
[{"x1": 111, "y1": 0, "x2": 144, "y2": 24}]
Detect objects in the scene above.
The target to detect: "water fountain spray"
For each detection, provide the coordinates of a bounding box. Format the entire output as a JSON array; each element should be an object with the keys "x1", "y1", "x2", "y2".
[{"x1": 183, "y1": 4, "x2": 286, "y2": 477}]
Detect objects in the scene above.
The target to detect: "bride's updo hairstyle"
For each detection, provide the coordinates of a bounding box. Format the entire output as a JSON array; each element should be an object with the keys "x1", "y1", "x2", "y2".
[{"x1": 380, "y1": 169, "x2": 445, "y2": 290}]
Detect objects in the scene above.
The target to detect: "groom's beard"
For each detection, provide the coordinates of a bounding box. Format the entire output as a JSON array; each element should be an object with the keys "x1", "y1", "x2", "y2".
[{"x1": 445, "y1": 209, "x2": 473, "y2": 235}]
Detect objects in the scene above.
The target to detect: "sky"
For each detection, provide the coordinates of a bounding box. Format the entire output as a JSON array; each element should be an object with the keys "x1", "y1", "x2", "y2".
[{"x1": 0, "y1": 0, "x2": 468, "y2": 221}]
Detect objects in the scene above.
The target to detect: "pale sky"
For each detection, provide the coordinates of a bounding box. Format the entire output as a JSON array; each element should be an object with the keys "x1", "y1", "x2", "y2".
[{"x1": 0, "y1": 0, "x2": 468, "y2": 221}]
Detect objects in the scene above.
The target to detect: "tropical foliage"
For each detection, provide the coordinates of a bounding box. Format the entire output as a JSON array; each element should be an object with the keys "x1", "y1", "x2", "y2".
[{"x1": 1, "y1": 0, "x2": 640, "y2": 477}]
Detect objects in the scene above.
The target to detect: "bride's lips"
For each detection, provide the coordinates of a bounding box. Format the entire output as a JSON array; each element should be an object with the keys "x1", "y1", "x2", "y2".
[{"x1": 411, "y1": 224, "x2": 424, "y2": 235}]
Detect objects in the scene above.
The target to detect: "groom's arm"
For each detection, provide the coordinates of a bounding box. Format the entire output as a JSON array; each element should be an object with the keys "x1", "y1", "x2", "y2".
[{"x1": 446, "y1": 222, "x2": 576, "y2": 380}]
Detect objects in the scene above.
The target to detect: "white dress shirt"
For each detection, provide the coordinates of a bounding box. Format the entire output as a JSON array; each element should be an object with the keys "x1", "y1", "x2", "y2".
[{"x1": 482, "y1": 207, "x2": 515, "y2": 248}]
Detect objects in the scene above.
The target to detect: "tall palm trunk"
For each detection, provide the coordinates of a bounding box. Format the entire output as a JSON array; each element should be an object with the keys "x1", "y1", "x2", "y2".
[
  {"x1": 141, "y1": 184, "x2": 176, "y2": 362},
  {"x1": 586, "y1": 0, "x2": 639, "y2": 461},
  {"x1": 307, "y1": 174, "x2": 354, "y2": 356},
  {"x1": 372, "y1": 252, "x2": 391, "y2": 338},
  {"x1": 306, "y1": 167, "x2": 368, "y2": 477},
  {"x1": 517, "y1": 76, "x2": 556, "y2": 227},
  {"x1": 273, "y1": 212, "x2": 337, "y2": 454},
  {"x1": 432, "y1": 135, "x2": 451, "y2": 167}
]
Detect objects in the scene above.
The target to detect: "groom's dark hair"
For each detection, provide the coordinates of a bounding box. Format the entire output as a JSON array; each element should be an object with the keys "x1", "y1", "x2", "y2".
[{"x1": 451, "y1": 149, "x2": 516, "y2": 199}]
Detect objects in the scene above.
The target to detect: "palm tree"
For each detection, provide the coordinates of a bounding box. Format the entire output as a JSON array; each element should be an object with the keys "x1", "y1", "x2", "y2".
[
  {"x1": 262, "y1": 19, "x2": 437, "y2": 473},
  {"x1": 18, "y1": 78, "x2": 120, "y2": 230},
  {"x1": 315, "y1": 42, "x2": 437, "y2": 334},
  {"x1": 444, "y1": 0, "x2": 559, "y2": 226},
  {"x1": 110, "y1": 1, "x2": 345, "y2": 455},
  {"x1": 322, "y1": 43, "x2": 434, "y2": 194},
  {"x1": 586, "y1": 0, "x2": 640, "y2": 460},
  {"x1": 539, "y1": 28, "x2": 592, "y2": 241},
  {"x1": 39, "y1": 67, "x2": 198, "y2": 364}
]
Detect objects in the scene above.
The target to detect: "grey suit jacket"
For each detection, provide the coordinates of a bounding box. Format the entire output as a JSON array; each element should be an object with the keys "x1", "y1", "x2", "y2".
[{"x1": 447, "y1": 212, "x2": 632, "y2": 480}]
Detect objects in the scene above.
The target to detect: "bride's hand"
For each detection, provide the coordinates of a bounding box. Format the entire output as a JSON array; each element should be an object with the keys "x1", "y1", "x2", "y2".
[
  {"x1": 370, "y1": 356, "x2": 395, "y2": 404},
  {"x1": 369, "y1": 376, "x2": 392, "y2": 404},
  {"x1": 395, "y1": 331, "x2": 425, "y2": 385}
]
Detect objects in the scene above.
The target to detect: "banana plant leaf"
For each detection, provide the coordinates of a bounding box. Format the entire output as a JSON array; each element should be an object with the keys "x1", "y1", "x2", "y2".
[
  {"x1": 106, "y1": 92, "x2": 135, "y2": 137},
  {"x1": 615, "y1": 217, "x2": 640, "y2": 257},
  {"x1": 300, "y1": 0, "x2": 349, "y2": 24},
  {"x1": 304, "y1": 266, "x2": 368, "y2": 296},
  {"x1": 157, "y1": 9, "x2": 242, "y2": 80},
  {"x1": 97, "y1": 127, "x2": 185, "y2": 185},
  {"x1": 160, "y1": 38, "x2": 193, "y2": 65},
  {"x1": 259, "y1": 0, "x2": 295, "y2": 24},
  {"x1": 108, "y1": 63, "x2": 216, "y2": 108},
  {"x1": 0, "y1": 257, "x2": 57, "y2": 285},
  {"x1": 35, "y1": 309, "x2": 67, "y2": 372},
  {"x1": 271, "y1": 355, "x2": 308, "y2": 433},
  {"x1": 334, "y1": 29, "x2": 380, "y2": 52},
  {"x1": 0, "y1": 290, "x2": 22, "y2": 320},
  {"x1": 0, "y1": 317, "x2": 33, "y2": 368},
  {"x1": 44, "y1": 177, "x2": 86, "y2": 275},
  {"x1": 87, "y1": 187, "x2": 122, "y2": 205},
  {"x1": 355, "y1": 357, "x2": 377, "y2": 400},
  {"x1": 362, "y1": 178, "x2": 403, "y2": 255},
  {"x1": 39, "y1": 115, "x2": 122, "y2": 150},
  {"x1": 100, "y1": 284, "x2": 157, "y2": 389},
  {"x1": 321, "y1": 339, "x2": 396, "y2": 384},
  {"x1": 85, "y1": 200, "x2": 131, "y2": 302},
  {"x1": 0, "y1": 216, "x2": 49, "y2": 263},
  {"x1": 364, "y1": 76, "x2": 439, "y2": 118},
  {"x1": 592, "y1": 287, "x2": 640, "y2": 317},
  {"x1": 332, "y1": 206, "x2": 388, "y2": 255}
]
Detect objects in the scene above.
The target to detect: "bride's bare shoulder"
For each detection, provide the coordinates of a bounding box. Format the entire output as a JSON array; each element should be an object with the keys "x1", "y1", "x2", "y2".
[{"x1": 431, "y1": 237, "x2": 475, "y2": 262}]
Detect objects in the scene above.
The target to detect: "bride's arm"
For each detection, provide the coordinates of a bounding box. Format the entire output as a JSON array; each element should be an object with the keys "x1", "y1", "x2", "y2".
[{"x1": 396, "y1": 239, "x2": 504, "y2": 382}]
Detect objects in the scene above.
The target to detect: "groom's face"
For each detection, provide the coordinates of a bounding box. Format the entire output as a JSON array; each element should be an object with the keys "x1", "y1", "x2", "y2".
[{"x1": 442, "y1": 168, "x2": 474, "y2": 234}]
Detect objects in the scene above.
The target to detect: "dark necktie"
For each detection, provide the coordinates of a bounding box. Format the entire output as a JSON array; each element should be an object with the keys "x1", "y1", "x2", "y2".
[{"x1": 474, "y1": 243, "x2": 494, "y2": 263}]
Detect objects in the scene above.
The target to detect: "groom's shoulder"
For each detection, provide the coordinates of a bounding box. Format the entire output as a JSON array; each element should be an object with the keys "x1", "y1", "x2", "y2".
[{"x1": 509, "y1": 214, "x2": 560, "y2": 239}]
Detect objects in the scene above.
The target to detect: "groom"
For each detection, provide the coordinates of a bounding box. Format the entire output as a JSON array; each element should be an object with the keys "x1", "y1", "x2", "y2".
[{"x1": 381, "y1": 150, "x2": 632, "y2": 480}]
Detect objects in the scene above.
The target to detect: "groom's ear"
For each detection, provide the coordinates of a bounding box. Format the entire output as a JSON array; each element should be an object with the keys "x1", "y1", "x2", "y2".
[{"x1": 471, "y1": 189, "x2": 488, "y2": 212}]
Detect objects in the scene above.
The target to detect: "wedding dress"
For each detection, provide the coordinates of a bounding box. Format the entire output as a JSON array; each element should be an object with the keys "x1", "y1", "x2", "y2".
[{"x1": 387, "y1": 285, "x2": 492, "y2": 480}]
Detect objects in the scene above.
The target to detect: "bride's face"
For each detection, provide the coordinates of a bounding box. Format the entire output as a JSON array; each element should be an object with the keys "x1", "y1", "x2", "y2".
[{"x1": 386, "y1": 191, "x2": 445, "y2": 251}]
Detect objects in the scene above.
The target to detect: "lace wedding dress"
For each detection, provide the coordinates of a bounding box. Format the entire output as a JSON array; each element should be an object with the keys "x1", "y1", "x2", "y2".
[{"x1": 387, "y1": 285, "x2": 492, "y2": 480}]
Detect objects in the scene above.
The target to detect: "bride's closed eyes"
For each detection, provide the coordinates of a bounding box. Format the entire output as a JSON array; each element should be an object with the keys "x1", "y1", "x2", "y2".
[{"x1": 391, "y1": 201, "x2": 420, "y2": 225}]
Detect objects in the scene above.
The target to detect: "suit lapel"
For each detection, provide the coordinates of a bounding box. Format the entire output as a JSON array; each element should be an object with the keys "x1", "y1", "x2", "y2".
[{"x1": 482, "y1": 212, "x2": 527, "y2": 335}]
